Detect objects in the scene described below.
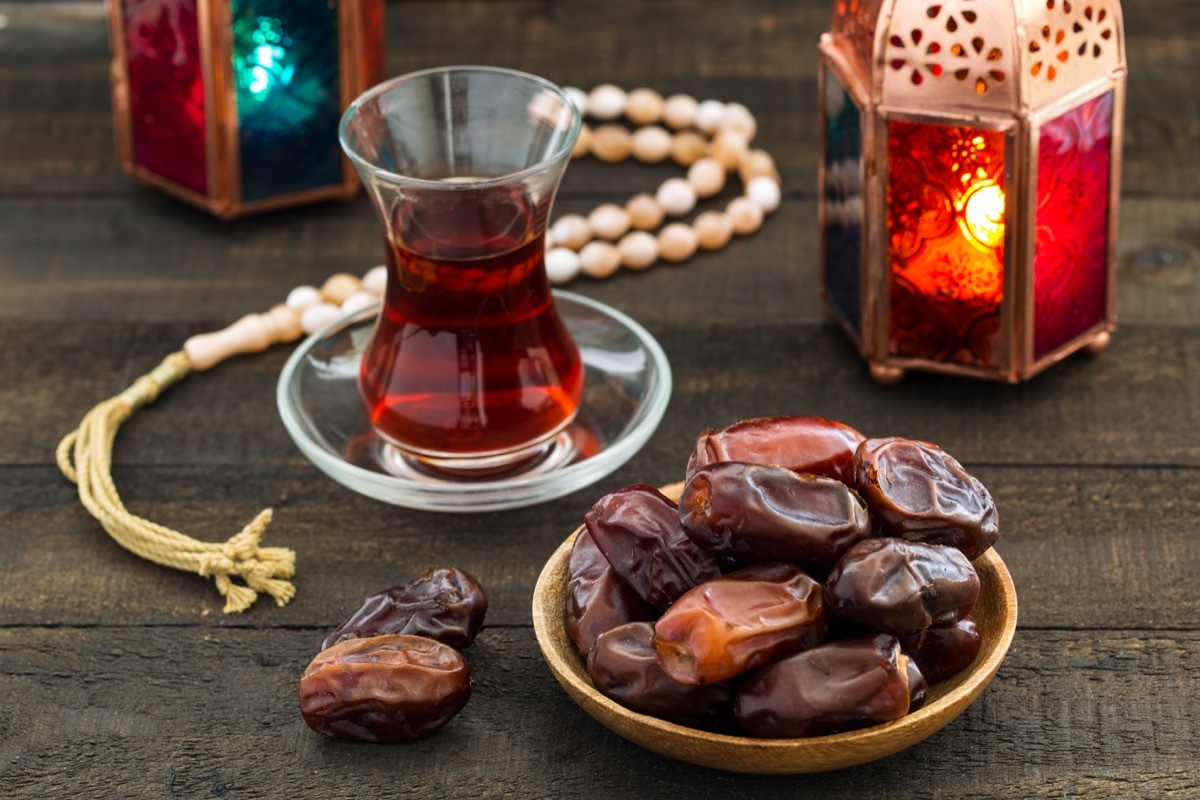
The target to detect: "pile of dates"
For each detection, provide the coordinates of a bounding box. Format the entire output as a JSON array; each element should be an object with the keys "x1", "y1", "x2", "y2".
[
  {"x1": 298, "y1": 567, "x2": 487, "y2": 743},
  {"x1": 566, "y1": 416, "x2": 998, "y2": 738}
]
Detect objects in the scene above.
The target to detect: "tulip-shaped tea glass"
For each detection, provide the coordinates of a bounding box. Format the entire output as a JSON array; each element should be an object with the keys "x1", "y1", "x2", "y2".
[{"x1": 340, "y1": 66, "x2": 584, "y2": 475}]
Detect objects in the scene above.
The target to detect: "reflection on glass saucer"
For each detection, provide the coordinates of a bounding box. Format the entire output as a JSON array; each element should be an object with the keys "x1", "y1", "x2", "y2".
[{"x1": 276, "y1": 291, "x2": 672, "y2": 512}]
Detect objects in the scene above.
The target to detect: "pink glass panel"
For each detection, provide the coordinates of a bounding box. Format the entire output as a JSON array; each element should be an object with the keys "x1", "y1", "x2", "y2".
[
  {"x1": 123, "y1": 0, "x2": 208, "y2": 195},
  {"x1": 1034, "y1": 92, "x2": 1113, "y2": 360},
  {"x1": 887, "y1": 120, "x2": 1006, "y2": 368}
]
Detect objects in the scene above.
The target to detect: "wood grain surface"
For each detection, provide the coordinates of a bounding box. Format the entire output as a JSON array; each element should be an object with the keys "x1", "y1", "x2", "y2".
[{"x1": 2, "y1": 0, "x2": 1198, "y2": 797}]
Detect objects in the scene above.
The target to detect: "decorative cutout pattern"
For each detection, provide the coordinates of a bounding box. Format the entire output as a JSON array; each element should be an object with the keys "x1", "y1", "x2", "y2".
[
  {"x1": 1028, "y1": 0, "x2": 1115, "y2": 82},
  {"x1": 833, "y1": 0, "x2": 885, "y2": 72},
  {"x1": 886, "y1": 0, "x2": 1007, "y2": 94}
]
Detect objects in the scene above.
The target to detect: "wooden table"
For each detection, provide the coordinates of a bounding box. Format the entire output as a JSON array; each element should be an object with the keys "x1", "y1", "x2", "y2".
[{"x1": 3, "y1": 1, "x2": 1199, "y2": 796}]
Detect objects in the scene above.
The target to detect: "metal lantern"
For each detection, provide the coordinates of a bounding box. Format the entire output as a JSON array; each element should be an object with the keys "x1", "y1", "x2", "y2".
[
  {"x1": 818, "y1": 0, "x2": 1126, "y2": 383},
  {"x1": 109, "y1": 0, "x2": 386, "y2": 219}
]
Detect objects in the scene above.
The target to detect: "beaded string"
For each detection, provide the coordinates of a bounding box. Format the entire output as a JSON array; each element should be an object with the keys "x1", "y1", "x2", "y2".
[
  {"x1": 55, "y1": 270, "x2": 386, "y2": 613},
  {"x1": 544, "y1": 85, "x2": 782, "y2": 284}
]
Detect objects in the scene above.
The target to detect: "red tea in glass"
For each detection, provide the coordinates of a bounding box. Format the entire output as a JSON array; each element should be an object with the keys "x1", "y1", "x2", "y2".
[
  {"x1": 359, "y1": 189, "x2": 583, "y2": 461},
  {"x1": 339, "y1": 67, "x2": 584, "y2": 472}
]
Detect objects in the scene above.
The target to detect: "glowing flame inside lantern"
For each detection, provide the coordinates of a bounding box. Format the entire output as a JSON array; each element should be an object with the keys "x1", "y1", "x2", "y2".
[{"x1": 959, "y1": 181, "x2": 1006, "y2": 250}]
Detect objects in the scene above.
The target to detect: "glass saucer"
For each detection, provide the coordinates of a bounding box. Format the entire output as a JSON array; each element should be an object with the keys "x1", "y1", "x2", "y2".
[{"x1": 276, "y1": 291, "x2": 672, "y2": 512}]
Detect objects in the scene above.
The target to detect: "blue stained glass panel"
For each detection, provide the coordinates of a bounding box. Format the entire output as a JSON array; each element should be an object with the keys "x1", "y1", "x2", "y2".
[
  {"x1": 232, "y1": 0, "x2": 344, "y2": 202},
  {"x1": 822, "y1": 69, "x2": 863, "y2": 336}
]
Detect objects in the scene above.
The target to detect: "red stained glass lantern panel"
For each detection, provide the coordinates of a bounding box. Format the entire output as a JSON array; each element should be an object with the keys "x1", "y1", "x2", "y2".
[
  {"x1": 886, "y1": 120, "x2": 1007, "y2": 368},
  {"x1": 122, "y1": 0, "x2": 208, "y2": 196},
  {"x1": 1033, "y1": 92, "x2": 1113, "y2": 360}
]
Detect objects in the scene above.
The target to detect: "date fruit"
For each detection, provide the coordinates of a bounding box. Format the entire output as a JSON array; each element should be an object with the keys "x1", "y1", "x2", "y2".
[
  {"x1": 905, "y1": 656, "x2": 928, "y2": 710},
  {"x1": 587, "y1": 622, "x2": 733, "y2": 727},
  {"x1": 585, "y1": 484, "x2": 722, "y2": 611},
  {"x1": 654, "y1": 562, "x2": 826, "y2": 685},
  {"x1": 322, "y1": 567, "x2": 488, "y2": 650},
  {"x1": 299, "y1": 634, "x2": 471, "y2": 743},
  {"x1": 685, "y1": 416, "x2": 865, "y2": 483},
  {"x1": 900, "y1": 617, "x2": 982, "y2": 684},
  {"x1": 565, "y1": 531, "x2": 655, "y2": 656},
  {"x1": 826, "y1": 538, "x2": 980, "y2": 634},
  {"x1": 680, "y1": 462, "x2": 871, "y2": 571},
  {"x1": 734, "y1": 635, "x2": 912, "y2": 738},
  {"x1": 854, "y1": 437, "x2": 999, "y2": 560}
]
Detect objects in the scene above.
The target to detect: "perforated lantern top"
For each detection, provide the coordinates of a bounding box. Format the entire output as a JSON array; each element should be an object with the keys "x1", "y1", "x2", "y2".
[{"x1": 828, "y1": 0, "x2": 1125, "y2": 114}]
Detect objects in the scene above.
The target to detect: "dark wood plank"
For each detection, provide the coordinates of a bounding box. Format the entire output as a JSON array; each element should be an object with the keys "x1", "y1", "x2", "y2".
[
  {"x1": 6, "y1": 319, "x2": 1200, "y2": 470},
  {"x1": 1, "y1": 191, "x2": 1196, "y2": 325},
  {"x1": 0, "y1": 194, "x2": 1200, "y2": 328},
  {"x1": 1, "y1": 626, "x2": 1198, "y2": 798},
  {"x1": 4, "y1": 460, "x2": 1198, "y2": 630}
]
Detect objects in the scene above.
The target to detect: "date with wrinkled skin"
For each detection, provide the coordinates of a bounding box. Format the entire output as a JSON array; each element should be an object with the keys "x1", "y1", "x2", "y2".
[
  {"x1": 854, "y1": 437, "x2": 999, "y2": 560},
  {"x1": 654, "y1": 562, "x2": 826, "y2": 685},
  {"x1": 826, "y1": 538, "x2": 980, "y2": 634},
  {"x1": 680, "y1": 462, "x2": 872, "y2": 572},
  {"x1": 299, "y1": 634, "x2": 471, "y2": 743},
  {"x1": 565, "y1": 531, "x2": 655, "y2": 656},
  {"x1": 900, "y1": 616, "x2": 982, "y2": 684},
  {"x1": 585, "y1": 484, "x2": 722, "y2": 611},
  {"x1": 685, "y1": 416, "x2": 865, "y2": 483},
  {"x1": 322, "y1": 567, "x2": 488, "y2": 650},
  {"x1": 905, "y1": 656, "x2": 928, "y2": 710},
  {"x1": 587, "y1": 622, "x2": 734, "y2": 727},
  {"x1": 734, "y1": 635, "x2": 912, "y2": 738}
]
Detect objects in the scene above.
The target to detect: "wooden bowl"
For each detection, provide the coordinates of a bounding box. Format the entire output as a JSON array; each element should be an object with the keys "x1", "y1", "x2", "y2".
[{"x1": 531, "y1": 482, "x2": 1018, "y2": 774}]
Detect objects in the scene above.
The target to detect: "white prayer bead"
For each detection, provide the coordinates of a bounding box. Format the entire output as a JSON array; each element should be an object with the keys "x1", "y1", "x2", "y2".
[
  {"x1": 710, "y1": 129, "x2": 749, "y2": 171},
  {"x1": 320, "y1": 273, "x2": 362, "y2": 305},
  {"x1": 738, "y1": 149, "x2": 780, "y2": 185},
  {"x1": 695, "y1": 99, "x2": 726, "y2": 134},
  {"x1": 626, "y1": 88, "x2": 665, "y2": 126},
  {"x1": 726, "y1": 196, "x2": 764, "y2": 235},
  {"x1": 630, "y1": 125, "x2": 673, "y2": 163},
  {"x1": 662, "y1": 94, "x2": 698, "y2": 130},
  {"x1": 591, "y1": 124, "x2": 632, "y2": 163},
  {"x1": 361, "y1": 265, "x2": 388, "y2": 296},
  {"x1": 626, "y1": 193, "x2": 665, "y2": 230},
  {"x1": 686, "y1": 157, "x2": 726, "y2": 199},
  {"x1": 670, "y1": 131, "x2": 708, "y2": 167},
  {"x1": 286, "y1": 285, "x2": 322, "y2": 312},
  {"x1": 545, "y1": 247, "x2": 582, "y2": 284},
  {"x1": 658, "y1": 223, "x2": 698, "y2": 262},
  {"x1": 656, "y1": 178, "x2": 697, "y2": 217},
  {"x1": 563, "y1": 86, "x2": 589, "y2": 116},
  {"x1": 572, "y1": 123, "x2": 593, "y2": 159},
  {"x1": 300, "y1": 302, "x2": 342, "y2": 335},
  {"x1": 340, "y1": 290, "x2": 378, "y2": 315},
  {"x1": 587, "y1": 204, "x2": 632, "y2": 240},
  {"x1": 719, "y1": 102, "x2": 757, "y2": 140},
  {"x1": 587, "y1": 84, "x2": 627, "y2": 121},
  {"x1": 694, "y1": 210, "x2": 735, "y2": 250},
  {"x1": 551, "y1": 214, "x2": 591, "y2": 250},
  {"x1": 579, "y1": 240, "x2": 622, "y2": 279},
  {"x1": 746, "y1": 175, "x2": 782, "y2": 213},
  {"x1": 618, "y1": 231, "x2": 659, "y2": 270}
]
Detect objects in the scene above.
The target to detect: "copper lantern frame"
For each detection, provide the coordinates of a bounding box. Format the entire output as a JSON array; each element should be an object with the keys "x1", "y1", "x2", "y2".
[
  {"x1": 108, "y1": 0, "x2": 385, "y2": 220},
  {"x1": 818, "y1": 0, "x2": 1127, "y2": 383}
]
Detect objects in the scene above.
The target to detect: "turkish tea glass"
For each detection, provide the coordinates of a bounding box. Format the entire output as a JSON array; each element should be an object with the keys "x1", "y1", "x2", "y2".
[{"x1": 339, "y1": 66, "x2": 583, "y2": 476}]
